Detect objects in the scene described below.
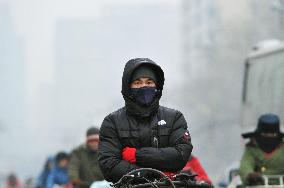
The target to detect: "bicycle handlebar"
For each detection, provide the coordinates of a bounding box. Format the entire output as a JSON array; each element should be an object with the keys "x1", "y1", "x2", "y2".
[{"x1": 112, "y1": 168, "x2": 213, "y2": 188}]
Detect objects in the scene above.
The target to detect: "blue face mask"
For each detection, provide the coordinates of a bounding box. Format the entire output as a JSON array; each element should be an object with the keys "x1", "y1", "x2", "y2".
[{"x1": 130, "y1": 87, "x2": 157, "y2": 106}]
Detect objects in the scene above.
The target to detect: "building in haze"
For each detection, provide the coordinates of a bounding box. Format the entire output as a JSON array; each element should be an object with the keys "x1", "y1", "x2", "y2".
[
  {"x1": 181, "y1": 0, "x2": 284, "y2": 180},
  {"x1": 41, "y1": 2, "x2": 181, "y2": 150},
  {"x1": 0, "y1": 1, "x2": 26, "y2": 178}
]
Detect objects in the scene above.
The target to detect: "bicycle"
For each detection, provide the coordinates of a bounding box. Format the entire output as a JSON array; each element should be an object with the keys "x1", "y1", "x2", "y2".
[{"x1": 111, "y1": 168, "x2": 213, "y2": 188}]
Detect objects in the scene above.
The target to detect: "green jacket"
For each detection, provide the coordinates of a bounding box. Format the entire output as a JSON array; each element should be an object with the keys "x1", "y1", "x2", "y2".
[
  {"x1": 239, "y1": 141, "x2": 284, "y2": 184},
  {"x1": 68, "y1": 144, "x2": 104, "y2": 188}
]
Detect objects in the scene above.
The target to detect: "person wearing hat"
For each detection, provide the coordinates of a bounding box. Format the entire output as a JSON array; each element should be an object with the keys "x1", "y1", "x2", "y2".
[
  {"x1": 239, "y1": 113, "x2": 284, "y2": 186},
  {"x1": 68, "y1": 127, "x2": 104, "y2": 188},
  {"x1": 98, "y1": 58, "x2": 193, "y2": 183},
  {"x1": 46, "y1": 152, "x2": 71, "y2": 188}
]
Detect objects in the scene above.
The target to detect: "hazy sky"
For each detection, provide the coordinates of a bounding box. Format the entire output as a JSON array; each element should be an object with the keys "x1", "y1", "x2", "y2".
[
  {"x1": 1, "y1": 0, "x2": 183, "y2": 179},
  {"x1": 7, "y1": 0, "x2": 181, "y2": 135},
  {"x1": 9, "y1": 0, "x2": 178, "y2": 95}
]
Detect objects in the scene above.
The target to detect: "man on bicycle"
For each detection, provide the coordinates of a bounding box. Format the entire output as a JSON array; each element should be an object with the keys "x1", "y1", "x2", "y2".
[{"x1": 98, "y1": 58, "x2": 193, "y2": 183}]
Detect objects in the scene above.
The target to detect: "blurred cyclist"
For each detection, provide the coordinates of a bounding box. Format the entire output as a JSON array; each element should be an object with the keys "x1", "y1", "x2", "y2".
[
  {"x1": 68, "y1": 127, "x2": 104, "y2": 188},
  {"x1": 239, "y1": 113, "x2": 284, "y2": 185}
]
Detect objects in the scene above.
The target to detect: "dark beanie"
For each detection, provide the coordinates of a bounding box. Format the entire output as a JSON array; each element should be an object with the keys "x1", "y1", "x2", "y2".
[
  {"x1": 131, "y1": 65, "x2": 157, "y2": 84},
  {"x1": 86, "y1": 127, "x2": 100, "y2": 136},
  {"x1": 55, "y1": 152, "x2": 69, "y2": 163}
]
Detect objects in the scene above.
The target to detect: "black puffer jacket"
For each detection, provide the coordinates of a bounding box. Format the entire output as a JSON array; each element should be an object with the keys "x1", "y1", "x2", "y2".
[{"x1": 98, "y1": 58, "x2": 193, "y2": 183}]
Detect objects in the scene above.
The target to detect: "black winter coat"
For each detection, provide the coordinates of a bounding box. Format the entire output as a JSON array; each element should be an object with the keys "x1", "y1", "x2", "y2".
[{"x1": 98, "y1": 106, "x2": 192, "y2": 183}]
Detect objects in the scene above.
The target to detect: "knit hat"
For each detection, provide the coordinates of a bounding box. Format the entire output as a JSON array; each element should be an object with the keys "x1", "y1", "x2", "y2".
[
  {"x1": 131, "y1": 64, "x2": 157, "y2": 84},
  {"x1": 86, "y1": 127, "x2": 100, "y2": 136},
  {"x1": 55, "y1": 152, "x2": 69, "y2": 163}
]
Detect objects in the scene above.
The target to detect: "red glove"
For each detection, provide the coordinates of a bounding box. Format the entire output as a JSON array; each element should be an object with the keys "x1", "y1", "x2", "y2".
[{"x1": 122, "y1": 147, "x2": 137, "y2": 163}]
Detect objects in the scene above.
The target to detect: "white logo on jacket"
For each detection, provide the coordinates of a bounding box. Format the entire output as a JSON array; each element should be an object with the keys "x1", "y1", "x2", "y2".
[{"x1": 158, "y1": 120, "x2": 167, "y2": 126}]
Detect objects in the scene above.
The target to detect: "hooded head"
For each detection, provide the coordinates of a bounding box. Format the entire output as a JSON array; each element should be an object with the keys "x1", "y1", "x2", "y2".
[
  {"x1": 121, "y1": 58, "x2": 164, "y2": 117},
  {"x1": 44, "y1": 156, "x2": 54, "y2": 171}
]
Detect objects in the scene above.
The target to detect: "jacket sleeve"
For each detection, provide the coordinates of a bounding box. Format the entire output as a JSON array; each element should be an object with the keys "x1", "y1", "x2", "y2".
[
  {"x1": 239, "y1": 147, "x2": 256, "y2": 184},
  {"x1": 46, "y1": 169, "x2": 55, "y2": 188},
  {"x1": 68, "y1": 150, "x2": 80, "y2": 182},
  {"x1": 185, "y1": 156, "x2": 212, "y2": 184},
  {"x1": 98, "y1": 115, "x2": 139, "y2": 183},
  {"x1": 136, "y1": 112, "x2": 193, "y2": 171}
]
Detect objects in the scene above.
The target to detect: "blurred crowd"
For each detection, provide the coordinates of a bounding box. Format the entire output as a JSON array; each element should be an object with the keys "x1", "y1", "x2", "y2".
[
  {"x1": 3, "y1": 112, "x2": 283, "y2": 188},
  {"x1": 2, "y1": 125, "x2": 212, "y2": 188},
  {"x1": 2, "y1": 127, "x2": 103, "y2": 188}
]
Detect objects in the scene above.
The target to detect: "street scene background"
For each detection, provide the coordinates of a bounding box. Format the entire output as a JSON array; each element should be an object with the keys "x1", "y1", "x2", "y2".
[{"x1": 1, "y1": 0, "x2": 284, "y2": 186}]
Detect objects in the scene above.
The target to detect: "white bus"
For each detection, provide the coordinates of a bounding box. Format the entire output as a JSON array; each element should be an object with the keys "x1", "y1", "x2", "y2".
[{"x1": 241, "y1": 41, "x2": 284, "y2": 132}]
